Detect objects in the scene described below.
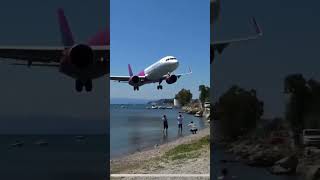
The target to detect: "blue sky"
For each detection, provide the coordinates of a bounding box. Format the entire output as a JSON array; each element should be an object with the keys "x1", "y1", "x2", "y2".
[
  {"x1": 213, "y1": 0, "x2": 320, "y2": 117},
  {"x1": 110, "y1": 0, "x2": 210, "y2": 100}
]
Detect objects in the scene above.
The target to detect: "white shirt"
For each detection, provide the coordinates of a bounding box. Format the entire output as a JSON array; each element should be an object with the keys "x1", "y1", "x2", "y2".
[
  {"x1": 177, "y1": 116, "x2": 183, "y2": 124},
  {"x1": 188, "y1": 123, "x2": 197, "y2": 130}
]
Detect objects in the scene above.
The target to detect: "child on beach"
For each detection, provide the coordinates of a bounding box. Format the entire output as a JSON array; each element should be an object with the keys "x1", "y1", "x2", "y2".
[{"x1": 188, "y1": 121, "x2": 198, "y2": 134}]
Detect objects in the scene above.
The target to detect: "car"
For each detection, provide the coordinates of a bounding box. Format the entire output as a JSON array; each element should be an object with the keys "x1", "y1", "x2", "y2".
[{"x1": 302, "y1": 129, "x2": 320, "y2": 146}]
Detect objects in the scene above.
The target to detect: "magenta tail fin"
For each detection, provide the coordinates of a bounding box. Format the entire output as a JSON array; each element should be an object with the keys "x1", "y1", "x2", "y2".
[
  {"x1": 57, "y1": 8, "x2": 75, "y2": 47},
  {"x1": 87, "y1": 29, "x2": 110, "y2": 46}
]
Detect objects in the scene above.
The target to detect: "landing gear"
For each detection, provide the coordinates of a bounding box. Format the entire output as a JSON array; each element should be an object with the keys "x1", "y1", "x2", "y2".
[
  {"x1": 157, "y1": 81, "x2": 163, "y2": 90},
  {"x1": 134, "y1": 86, "x2": 139, "y2": 91},
  {"x1": 75, "y1": 79, "x2": 93, "y2": 92},
  {"x1": 76, "y1": 80, "x2": 83, "y2": 92},
  {"x1": 85, "y1": 80, "x2": 92, "y2": 92}
]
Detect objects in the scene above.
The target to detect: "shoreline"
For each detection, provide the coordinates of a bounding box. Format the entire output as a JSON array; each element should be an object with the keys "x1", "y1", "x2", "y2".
[
  {"x1": 110, "y1": 117, "x2": 209, "y2": 160},
  {"x1": 110, "y1": 127, "x2": 210, "y2": 175},
  {"x1": 216, "y1": 137, "x2": 316, "y2": 179}
]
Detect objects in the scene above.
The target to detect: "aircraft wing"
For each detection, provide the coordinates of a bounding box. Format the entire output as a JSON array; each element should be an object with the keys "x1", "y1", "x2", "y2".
[
  {"x1": 0, "y1": 45, "x2": 109, "y2": 65},
  {"x1": 92, "y1": 45, "x2": 110, "y2": 61},
  {"x1": 175, "y1": 66, "x2": 192, "y2": 78},
  {"x1": 163, "y1": 67, "x2": 192, "y2": 80},
  {"x1": 0, "y1": 46, "x2": 63, "y2": 63},
  {"x1": 212, "y1": 17, "x2": 262, "y2": 61}
]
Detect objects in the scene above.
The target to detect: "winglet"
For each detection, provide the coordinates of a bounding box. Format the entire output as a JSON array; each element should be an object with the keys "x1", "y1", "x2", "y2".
[
  {"x1": 57, "y1": 8, "x2": 75, "y2": 47},
  {"x1": 188, "y1": 66, "x2": 192, "y2": 74},
  {"x1": 251, "y1": 17, "x2": 263, "y2": 36},
  {"x1": 128, "y1": 64, "x2": 133, "y2": 76}
]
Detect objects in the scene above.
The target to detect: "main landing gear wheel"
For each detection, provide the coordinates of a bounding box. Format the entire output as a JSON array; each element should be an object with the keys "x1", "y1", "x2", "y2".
[
  {"x1": 75, "y1": 80, "x2": 93, "y2": 92},
  {"x1": 85, "y1": 80, "x2": 93, "y2": 92},
  {"x1": 76, "y1": 80, "x2": 83, "y2": 92},
  {"x1": 134, "y1": 86, "x2": 139, "y2": 91},
  {"x1": 157, "y1": 85, "x2": 163, "y2": 90}
]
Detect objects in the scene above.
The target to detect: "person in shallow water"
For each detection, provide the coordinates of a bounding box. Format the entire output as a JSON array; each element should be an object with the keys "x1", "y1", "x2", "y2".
[
  {"x1": 188, "y1": 121, "x2": 198, "y2": 134},
  {"x1": 177, "y1": 114, "x2": 183, "y2": 134},
  {"x1": 162, "y1": 115, "x2": 168, "y2": 135},
  {"x1": 218, "y1": 168, "x2": 237, "y2": 180}
]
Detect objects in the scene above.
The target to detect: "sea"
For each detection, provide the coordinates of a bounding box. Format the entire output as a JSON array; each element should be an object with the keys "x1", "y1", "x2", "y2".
[
  {"x1": 0, "y1": 134, "x2": 107, "y2": 180},
  {"x1": 110, "y1": 104, "x2": 208, "y2": 158}
]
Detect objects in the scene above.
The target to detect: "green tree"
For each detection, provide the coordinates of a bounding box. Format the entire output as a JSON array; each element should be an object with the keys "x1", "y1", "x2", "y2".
[
  {"x1": 213, "y1": 85, "x2": 263, "y2": 139},
  {"x1": 175, "y1": 89, "x2": 192, "y2": 106},
  {"x1": 199, "y1": 85, "x2": 210, "y2": 105}
]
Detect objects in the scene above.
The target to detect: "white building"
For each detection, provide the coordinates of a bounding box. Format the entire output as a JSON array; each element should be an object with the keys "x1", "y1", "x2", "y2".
[{"x1": 174, "y1": 99, "x2": 181, "y2": 108}]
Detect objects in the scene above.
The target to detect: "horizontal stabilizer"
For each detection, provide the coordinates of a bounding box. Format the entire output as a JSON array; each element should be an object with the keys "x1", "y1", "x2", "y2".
[{"x1": 11, "y1": 63, "x2": 59, "y2": 67}]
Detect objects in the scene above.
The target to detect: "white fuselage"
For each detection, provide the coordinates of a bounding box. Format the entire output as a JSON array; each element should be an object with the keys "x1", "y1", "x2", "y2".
[{"x1": 144, "y1": 56, "x2": 179, "y2": 81}]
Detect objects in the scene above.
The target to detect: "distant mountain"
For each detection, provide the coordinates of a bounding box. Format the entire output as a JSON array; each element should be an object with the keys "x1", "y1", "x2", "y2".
[{"x1": 110, "y1": 98, "x2": 153, "y2": 104}]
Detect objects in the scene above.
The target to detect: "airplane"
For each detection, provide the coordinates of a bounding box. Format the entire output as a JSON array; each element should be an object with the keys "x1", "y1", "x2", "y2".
[
  {"x1": 211, "y1": 0, "x2": 263, "y2": 63},
  {"x1": 0, "y1": 8, "x2": 109, "y2": 92},
  {"x1": 110, "y1": 56, "x2": 192, "y2": 91}
]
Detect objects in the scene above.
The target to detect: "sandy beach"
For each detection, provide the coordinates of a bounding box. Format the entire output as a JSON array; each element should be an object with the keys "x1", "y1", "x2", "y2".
[{"x1": 110, "y1": 127, "x2": 210, "y2": 180}]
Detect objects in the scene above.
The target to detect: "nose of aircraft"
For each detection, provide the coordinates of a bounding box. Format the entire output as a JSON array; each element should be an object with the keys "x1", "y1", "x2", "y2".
[{"x1": 172, "y1": 59, "x2": 179, "y2": 68}]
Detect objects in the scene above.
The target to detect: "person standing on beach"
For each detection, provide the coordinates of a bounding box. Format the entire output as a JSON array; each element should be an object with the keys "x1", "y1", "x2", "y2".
[
  {"x1": 162, "y1": 115, "x2": 168, "y2": 135},
  {"x1": 177, "y1": 114, "x2": 183, "y2": 134}
]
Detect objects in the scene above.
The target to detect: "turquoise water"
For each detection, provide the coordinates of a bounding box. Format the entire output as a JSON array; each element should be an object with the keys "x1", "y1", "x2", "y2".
[{"x1": 110, "y1": 104, "x2": 208, "y2": 158}]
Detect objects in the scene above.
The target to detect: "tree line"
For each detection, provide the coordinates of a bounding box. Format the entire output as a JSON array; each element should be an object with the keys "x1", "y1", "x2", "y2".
[
  {"x1": 175, "y1": 85, "x2": 210, "y2": 106},
  {"x1": 213, "y1": 73, "x2": 320, "y2": 144}
]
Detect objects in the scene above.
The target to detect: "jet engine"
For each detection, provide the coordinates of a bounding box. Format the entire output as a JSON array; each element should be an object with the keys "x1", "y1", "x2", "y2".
[
  {"x1": 129, "y1": 75, "x2": 140, "y2": 84},
  {"x1": 166, "y1": 75, "x2": 177, "y2": 84},
  {"x1": 69, "y1": 44, "x2": 94, "y2": 68}
]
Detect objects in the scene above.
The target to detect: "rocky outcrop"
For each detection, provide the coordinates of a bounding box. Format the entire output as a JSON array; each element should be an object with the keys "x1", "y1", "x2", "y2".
[
  {"x1": 227, "y1": 139, "x2": 292, "y2": 168},
  {"x1": 296, "y1": 150, "x2": 320, "y2": 177},
  {"x1": 269, "y1": 154, "x2": 298, "y2": 174},
  {"x1": 304, "y1": 165, "x2": 320, "y2": 180},
  {"x1": 226, "y1": 136, "x2": 320, "y2": 178},
  {"x1": 245, "y1": 147, "x2": 283, "y2": 167},
  {"x1": 182, "y1": 106, "x2": 199, "y2": 114},
  {"x1": 270, "y1": 165, "x2": 292, "y2": 174}
]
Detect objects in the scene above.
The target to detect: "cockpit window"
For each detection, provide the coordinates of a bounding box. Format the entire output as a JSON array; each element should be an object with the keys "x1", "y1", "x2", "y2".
[{"x1": 166, "y1": 57, "x2": 176, "y2": 61}]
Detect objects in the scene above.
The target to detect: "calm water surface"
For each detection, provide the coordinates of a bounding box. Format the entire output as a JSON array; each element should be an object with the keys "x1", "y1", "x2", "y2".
[{"x1": 110, "y1": 104, "x2": 208, "y2": 158}]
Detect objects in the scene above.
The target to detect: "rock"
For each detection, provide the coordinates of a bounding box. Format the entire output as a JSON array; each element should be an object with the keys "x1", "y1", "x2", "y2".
[
  {"x1": 305, "y1": 147, "x2": 320, "y2": 156},
  {"x1": 269, "y1": 165, "x2": 292, "y2": 174},
  {"x1": 305, "y1": 165, "x2": 320, "y2": 180},
  {"x1": 245, "y1": 148, "x2": 283, "y2": 167},
  {"x1": 275, "y1": 154, "x2": 298, "y2": 170},
  {"x1": 269, "y1": 154, "x2": 298, "y2": 174},
  {"x1": 297, "y1": 153, "x2": 320, "y2": 175}
]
